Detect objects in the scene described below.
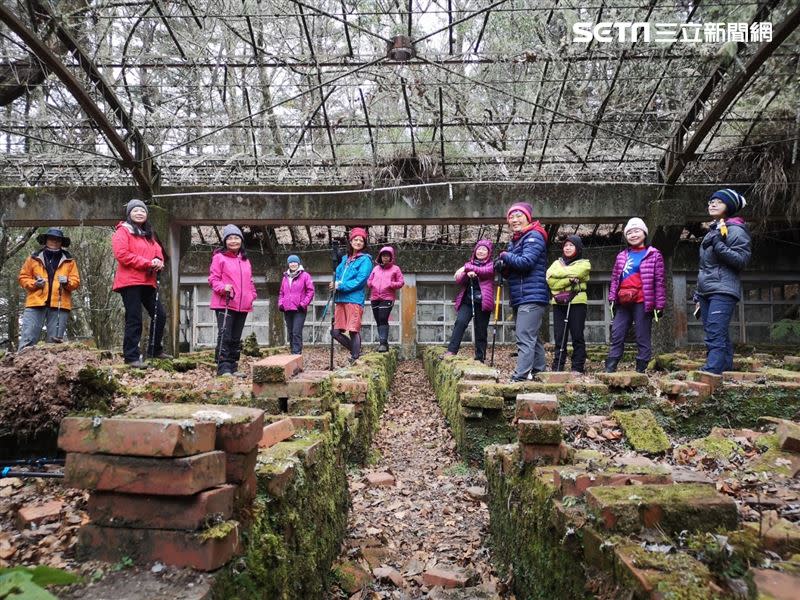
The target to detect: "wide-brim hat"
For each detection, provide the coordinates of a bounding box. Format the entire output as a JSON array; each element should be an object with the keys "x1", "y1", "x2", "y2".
[{"x1": 37, "y1": 227, "x2": 70, "y2": 248}]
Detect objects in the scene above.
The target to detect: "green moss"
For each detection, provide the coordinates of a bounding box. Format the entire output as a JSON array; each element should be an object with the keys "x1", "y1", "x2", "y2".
[
  {"x1": 616, "y1": 542, "x2": 716, "y2": 599},
  {"x1": 764, "y1": 368, "x2": 800, "y2": 382},
  {"x1": 652, "y1": 352, "x2": 691, "y2": 371},
  {"x1": 659, "y1": 385, "x2": 800, "y2": 438},
  {"x1": 679, "y1": 435, "x2": 743, "y2": 460},
  {"x1": 198, "y1": 520, "x2": 237, "y2": 541},
  {"x1": 612, "y1": 409, "x2": 671, "y2": 454},
  {"x1": 212, "y1": 407, "x2": 349, "y2": 599},
  {"x1": 588, "y1": 484, "x2": 738, "y2": 535},
  {"x1": 483, "y1": 444, "x2": 587, "y2": 600},
  {"x1": 241, "y1": 332, "x2": 263, "y2": 357}
]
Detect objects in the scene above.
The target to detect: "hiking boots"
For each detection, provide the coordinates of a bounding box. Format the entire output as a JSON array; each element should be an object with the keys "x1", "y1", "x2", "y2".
[
  {"x1": 635, "y1": 359, "x2": 649, "y2": 373},
  {"x1": 604, "y1": 357, "x2": 620, "y2": 373}
]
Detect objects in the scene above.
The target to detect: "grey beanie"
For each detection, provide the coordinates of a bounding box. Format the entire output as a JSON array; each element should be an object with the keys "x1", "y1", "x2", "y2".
[
  {"x1": 126, "y1": 199, "x2": 148, "y2": 217},
  {"x1": 222, "y1": 224, "x2": 244, "y2": 243}
]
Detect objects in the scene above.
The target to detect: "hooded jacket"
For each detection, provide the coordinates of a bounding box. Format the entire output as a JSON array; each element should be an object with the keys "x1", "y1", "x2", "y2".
[
  {"x1": 111, "y1": 221, "x2": 164, "y2": 290},
  {"x1": 608, "y1": 246, "x2": 666, "y2": 313},
  {"x1": 19, "y1": 249, "x2": 81, "y2": 310},
  {"x1": 454, "y1": 240, "x2": 495, "y2": 313},
  {"x1": 334, "y1": 251, "x2": 373, "y2": 305},
  {"x1": 502, "y1": 221, "x2": 550, "y2": 307},
  {"x1": 367, "y1": 247, "x2": 405, "y2": 302},
  {"x1": 278, "y1": 266, "x2": 315, "y2": 312},
  {"x1": 696, "y1": 217, "x2": 751, "y2": 300},
  {"x1": 208, "y1": 249, "x2": 258, "y2": 312}
]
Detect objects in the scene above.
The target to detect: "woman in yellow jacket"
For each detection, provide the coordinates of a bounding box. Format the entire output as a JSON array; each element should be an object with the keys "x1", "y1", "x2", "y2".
[
  {"x1": 546, "y1": 235, "x2": 590, "y2": 373},
  {"x1": 17, "y1": 228, "x2": 81, "y2": 350}
]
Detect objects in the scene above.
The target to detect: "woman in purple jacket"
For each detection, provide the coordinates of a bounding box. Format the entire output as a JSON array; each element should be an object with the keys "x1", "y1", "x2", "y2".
[
  {"x1": 278, "y1": 254, "x2": 315, "y2": 354},
  {"x1": 605, "y1": 218, "x2": 666, "y2": 373},
  {"x1": 208, "y1": 225, "x2": 257, "y2": 376},
  {"x1": 444, "y1": 240, "x2": 495, "y2": 362}
]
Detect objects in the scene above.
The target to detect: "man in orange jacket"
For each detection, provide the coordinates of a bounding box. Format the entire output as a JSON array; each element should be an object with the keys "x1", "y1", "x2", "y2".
[{"x1": 18, "y1": 228, "x2": 81, "y2": 350}]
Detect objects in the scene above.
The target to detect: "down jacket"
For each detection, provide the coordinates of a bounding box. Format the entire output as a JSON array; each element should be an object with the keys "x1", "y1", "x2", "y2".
[
  {"x1": 608, "y1": 246, "x2": 666, "y2": 313},
  {"x1": 454, "y1": 240, "x2": 495, "y2": 313},
  {"x1": 111, "y1": 221, "x2": 164, "y2": 291},
  {"x1": 18, "y1": 249, "x2": 81, "y2": 310},
  {"x1": 208, "y1": 249, "x2": 258, "y2": 313},
  {"x1": 546, "y1": 258, "x2": 591, "y2": 305},
  {"x1": 696, "y1": 217, "x2": 751, "y2": 301},
  {"x1": 334, "y1": 252, "x2": 373, "y2": 305},
  {"x1": 368, "y1": 247, "x2": 405, "y2": 301},
  {"x1": 502, "y1": 223, "x2": 550, "y2": 307}
]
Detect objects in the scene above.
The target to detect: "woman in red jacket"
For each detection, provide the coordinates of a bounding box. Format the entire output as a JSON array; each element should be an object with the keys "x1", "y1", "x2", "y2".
[{"x1": 112, "y1": 199, "x2": 167, "y2": 368}]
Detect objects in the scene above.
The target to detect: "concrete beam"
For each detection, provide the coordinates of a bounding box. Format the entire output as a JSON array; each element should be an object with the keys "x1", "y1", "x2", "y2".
[{"x1": 2, "y1": 182, "x2": 740, "y2": 227}]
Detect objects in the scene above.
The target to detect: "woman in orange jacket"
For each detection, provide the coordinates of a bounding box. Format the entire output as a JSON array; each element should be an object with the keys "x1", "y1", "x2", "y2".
[{"x1": 18, "y1": 228, "x2": 80, "y2": 350}]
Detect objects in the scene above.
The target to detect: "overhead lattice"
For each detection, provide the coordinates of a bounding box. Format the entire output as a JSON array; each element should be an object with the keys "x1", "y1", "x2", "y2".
[{"x1": 0, "y1": 0, "x2": 798, "y2": 190}]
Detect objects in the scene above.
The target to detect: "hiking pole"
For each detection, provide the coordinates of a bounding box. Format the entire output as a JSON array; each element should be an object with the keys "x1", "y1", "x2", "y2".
[
  {"x1": 148, "y1": 272, "x2": 160, "y2": 360},
  {"x1": 329, "y1": 241, "x2": 340, "y2": 371},
  {"x1": 315, "y1": 293, "x2": 334, "y2": 345},
  {"x1": 217, "y1": 290, "x2": 231, "y2": 365},
  {"x1": 490, "y1": 262, "x2": 503, "y2": 367},
  {"x1": 1, "y1": 458, "x2": 64, "y2": 468},
  {"x1": 469, "y1": 276, "x2": 478, "y2": 357},
  {"x1": 557, "y1": 286, "x2": 574, "y2": 372},
  {"x1": 1, "y1": 467, "x2": 63, "y2": 479}
]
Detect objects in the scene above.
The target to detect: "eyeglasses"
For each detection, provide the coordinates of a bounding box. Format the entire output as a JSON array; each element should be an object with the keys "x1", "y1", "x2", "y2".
[
  {"x1": 707, "y1": 199, "x2": 724, "y2": 206},
  {"x1": 507, "y1": 211, "x2": 526, "y2": 221}
]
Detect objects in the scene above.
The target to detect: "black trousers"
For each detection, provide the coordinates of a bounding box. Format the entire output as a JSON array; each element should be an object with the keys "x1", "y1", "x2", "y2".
[
  {"x1": 552, "y1": 303, "x2": 587, "y2": 373},
  {"x1": 283, "y1": 310, "x2": 306, "y2": 355},
  {"x1": 447, "y1": 301, "x2": 491, "y2": 361},
  {"x1": 371, "y1": 300, "x2": 393, "y2": 344},
  {"x1": 119, "y1": 285, "x2": 167, "y2": 362},
  {"x1": 215, "y1": 309, "x2": 248, "y2": 374}
]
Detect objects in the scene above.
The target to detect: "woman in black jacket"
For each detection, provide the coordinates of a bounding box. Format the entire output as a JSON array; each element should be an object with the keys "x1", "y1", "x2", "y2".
[{"x1": 694, "y1": 189, "x2": 751, "y2": 374}]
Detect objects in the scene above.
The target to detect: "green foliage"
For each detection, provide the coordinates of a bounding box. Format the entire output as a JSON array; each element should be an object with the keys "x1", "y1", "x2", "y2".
[
  {"x1": 443, "y1": 461, "x2": 471, "y2": 477},
  {"x1": 241, "y1": 332, "x2": 263, "y2": 357},
  {"x1": 0, "y1": 566, "x2": 80, "y2": 599},
  {"x1": 111, "y1": 556, "x2": 134, "y2": 572},
  {"x1": 772, "y1": 319, "x2": 800, "y2": 343}
]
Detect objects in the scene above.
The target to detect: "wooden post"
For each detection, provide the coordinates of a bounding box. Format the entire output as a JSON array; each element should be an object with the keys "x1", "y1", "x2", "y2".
[{"x1": 400, "y1": 273, "x2": 417, "y2": 358}]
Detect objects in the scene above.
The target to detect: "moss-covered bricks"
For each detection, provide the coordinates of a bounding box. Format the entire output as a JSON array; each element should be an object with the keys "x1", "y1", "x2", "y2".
[
  {"x1": 586, "y1": 483, "x2": 738, "y2": 535},
  {"x1": 484, "y1": 444, "x2": 587, "y2": 600},
  {"x1": 485, "y1": 442, "x2": 745, "y2": 600},
  {"x1": 333, "y1": 350, "x2": 397, "y2": 464},
  {"x1": 612, "y1": 409, "x2": 671, "y2": 454},
  {"x1": 212, "y1": 421, "x2": 349, "y2": 598}
]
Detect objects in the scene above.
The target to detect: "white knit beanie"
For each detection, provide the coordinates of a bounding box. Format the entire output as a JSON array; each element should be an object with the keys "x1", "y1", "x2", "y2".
[{"x1": 624, "y1": 217, "x2": 648, "y2": 237}]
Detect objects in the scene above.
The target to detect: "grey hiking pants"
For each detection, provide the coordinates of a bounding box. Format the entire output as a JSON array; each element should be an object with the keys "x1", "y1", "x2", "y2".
[{"x1": 512, "y1": 302, "x2": 547, "y2": 380}]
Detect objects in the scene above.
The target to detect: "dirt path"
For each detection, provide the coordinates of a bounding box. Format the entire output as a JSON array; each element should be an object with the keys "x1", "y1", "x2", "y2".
[{"x1": 327, "y1": 359, "x2": 508, "y2": 599}]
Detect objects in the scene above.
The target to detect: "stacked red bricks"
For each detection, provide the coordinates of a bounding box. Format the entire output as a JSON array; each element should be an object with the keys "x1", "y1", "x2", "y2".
[
  {"x1": 515, "y1": 392, "x2": 569, "y2": 465},
  {"x1": 58, "y1": 403, "x2": 264, "y2": 571}
]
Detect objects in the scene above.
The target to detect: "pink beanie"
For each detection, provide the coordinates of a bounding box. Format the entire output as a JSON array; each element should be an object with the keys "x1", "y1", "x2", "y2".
[{"x1": 506, "y1": 202, "x2": 533, "y2": 223}]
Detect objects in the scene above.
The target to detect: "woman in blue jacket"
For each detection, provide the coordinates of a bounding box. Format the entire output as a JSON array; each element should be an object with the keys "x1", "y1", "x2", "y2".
[
  {"x1": 329, "y1": 227, "x2": 373, "y2": 363},
  {"x1": 497, "y1": 202, "x2": 550, "y2": 382}
]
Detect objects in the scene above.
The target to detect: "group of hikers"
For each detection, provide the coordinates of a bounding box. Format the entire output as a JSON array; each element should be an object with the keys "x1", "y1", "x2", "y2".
[{"x1": 17, "y1": 189, "x2": 751, "y2": 380}]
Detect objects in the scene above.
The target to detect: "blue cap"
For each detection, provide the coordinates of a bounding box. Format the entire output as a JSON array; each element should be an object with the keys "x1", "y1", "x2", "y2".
[{"x1": 287, "y1": 254, "x2": 301, "y2": 265}]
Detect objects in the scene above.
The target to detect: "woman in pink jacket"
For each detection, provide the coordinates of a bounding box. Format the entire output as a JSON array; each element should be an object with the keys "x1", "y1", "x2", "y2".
[
  {"x1": 367, "y1": 246, "x2": 404, "y2": 352},
  {"x1": 278, "y1": 254, "x2": 315, "y2": 354},
  {"x1": 112, "y1": 199, "x2": 167, "y2": 368},
  {"x1": 208, "y1": 225, "x2": 257, "y2": 376}
]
